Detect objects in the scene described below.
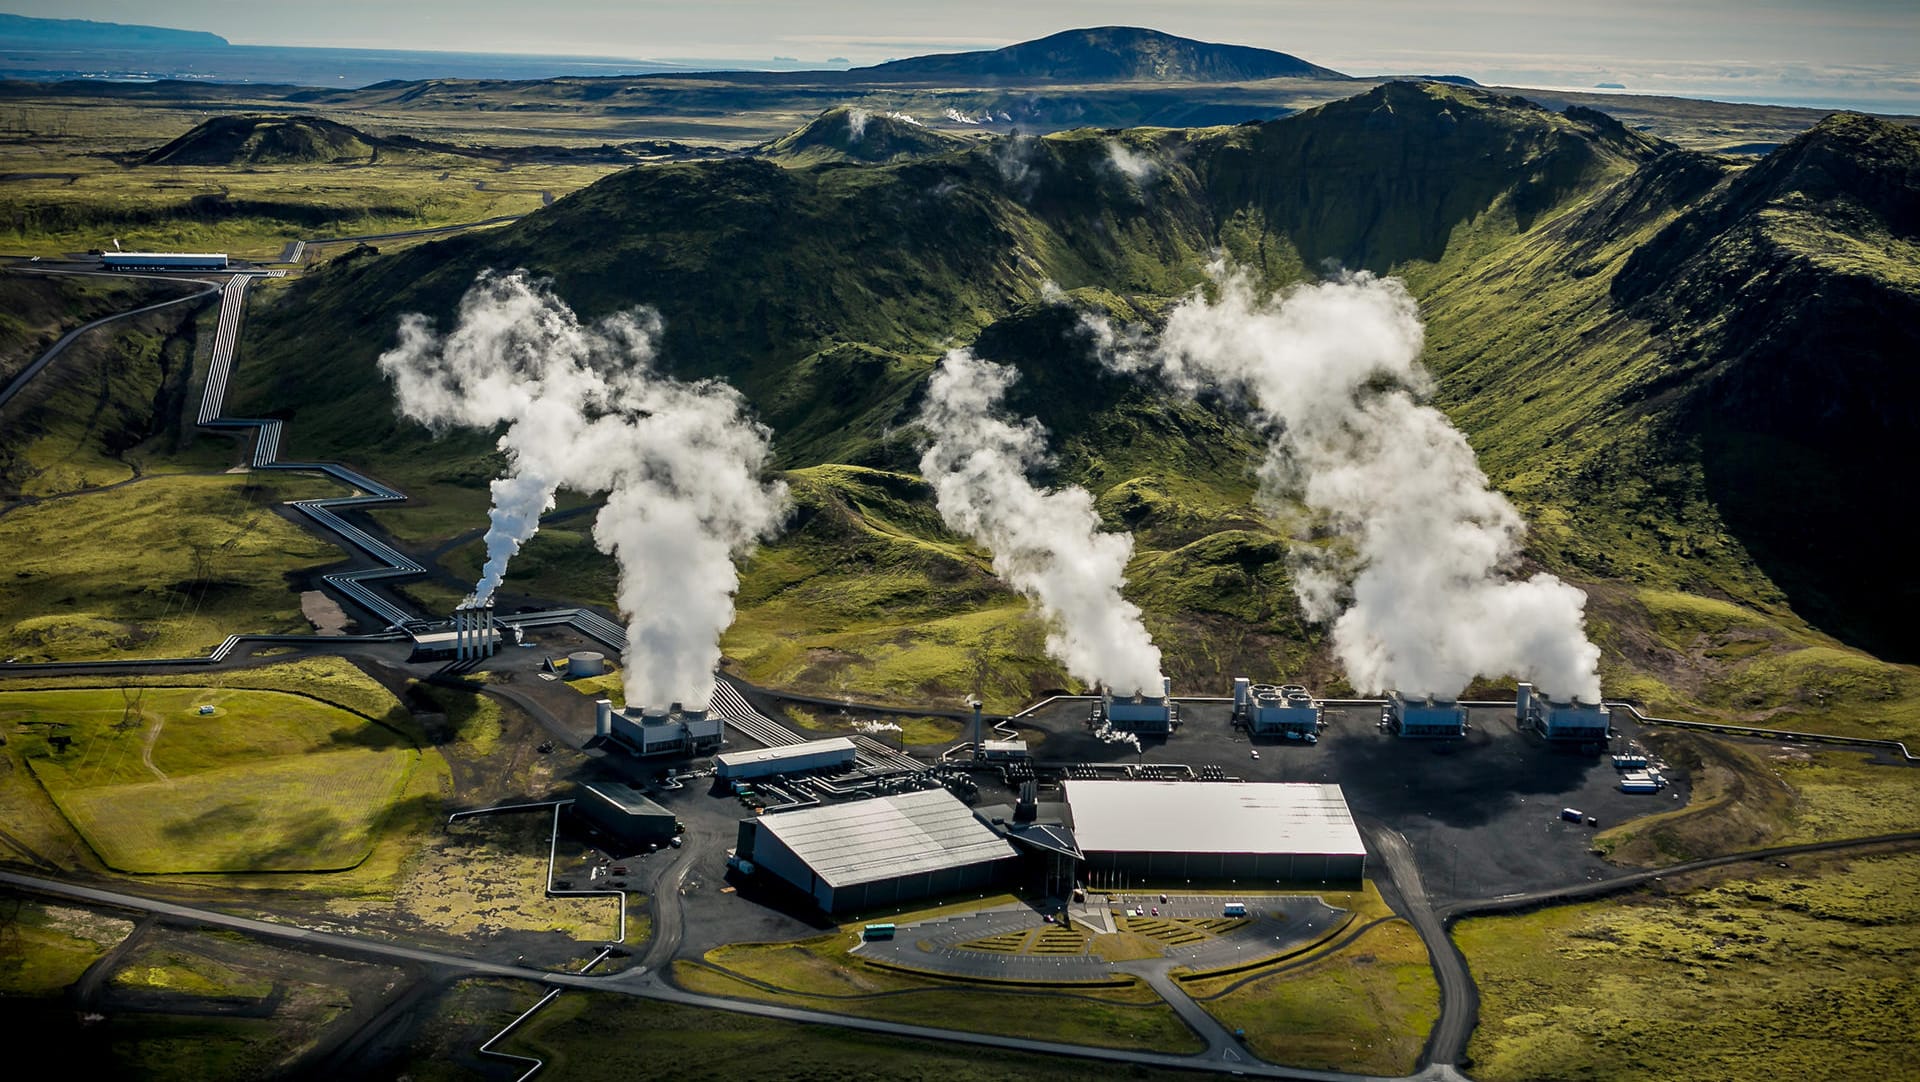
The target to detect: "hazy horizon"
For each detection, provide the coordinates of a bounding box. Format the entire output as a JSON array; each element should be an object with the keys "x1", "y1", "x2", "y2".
[{"x1": 6, "y1": 1, "x2": 1918, "y2": 113}]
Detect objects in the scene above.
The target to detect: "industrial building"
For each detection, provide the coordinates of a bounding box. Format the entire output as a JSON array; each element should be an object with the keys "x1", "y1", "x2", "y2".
[
  {"x1": 1387, "y1": 692, "x2": 1467, "y2": 738},
  {"x1": 734, "y1": 788, "x2": 1019, "y2": 914},
  {"x1": 715, "y1": 737, "x2": 857, "y2": 780},
  {"x1": 572, "y1": 781, "x2": 678, "y2": 848},
  {"x1": 1516, "y1": 683, "x2": 1611, "y2": 743},
  {"x1": 592, "y1": 698, "x2": 725, "y2": 758},
  {"x1": 1063, "y1": 780, "x2": 1365, "y2": 883},
  {"x1": 1099, "y1": 677, "x2": 1177, "y2": 735},
  {"x1": 101, "y1": 251, "x2": 229, "y2": 270},
  {"x1": 1235, "y1": 679, "x2": 1321, "y2": 739}
]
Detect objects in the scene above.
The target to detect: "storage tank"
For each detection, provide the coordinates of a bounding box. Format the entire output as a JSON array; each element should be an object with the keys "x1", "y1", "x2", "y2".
[{"x1": 567, "y1": 651, "x2": 607, "y2": 678}]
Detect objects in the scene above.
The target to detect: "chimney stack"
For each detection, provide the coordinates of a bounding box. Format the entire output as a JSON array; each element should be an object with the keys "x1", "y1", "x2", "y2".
[
  {"x1": 970, "y1": 699, "x2": 983, "y2": 760},
  {"x1": 595, "y1": 699, "x2": 613, "y2": 739},
  {"x1": 1516, "y1": 682, "x2": 1533, "y2": 722}
]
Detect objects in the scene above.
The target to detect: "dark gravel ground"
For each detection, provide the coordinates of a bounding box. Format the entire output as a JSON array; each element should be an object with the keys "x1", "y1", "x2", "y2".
[{"x1": 995, "y1": 698, "x2": 1686, "y2": 907}]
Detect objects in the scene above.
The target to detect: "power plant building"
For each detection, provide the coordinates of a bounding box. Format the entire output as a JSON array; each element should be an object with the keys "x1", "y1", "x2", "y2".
[
  {"x1": 1238, "y1": 681, "x2": 1321, "y2": 738},
  {"x1": 1387, "y1": 693, "x2": 1467, "y2": 738},
  {"x1": 593, "y1": 698, "x2": 724, "y2": 758},
  {"x1": 715, "y1": 737, "x2": 857, "y2": 780},
  {"x1": 734, "y1": 788, "x2": 1018, "y2": 914},
  {"x1": 1517, "y1": 683, "x2": 1610, "y2": 742},
  {"x1": 573, "y1": 781, "x2": 678, "y2": 848},
  {"x1": 1101, "y1": 677, "x2": 1177, "y2": 735},
  {"x1": 1063, "y1": 780, "x2": 1366, "y2": 883}
]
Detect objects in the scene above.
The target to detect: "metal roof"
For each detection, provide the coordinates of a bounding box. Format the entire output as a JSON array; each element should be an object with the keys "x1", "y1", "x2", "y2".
[
  {"x1": 755, "y1": 788, "x2": 1017, "y2": 889},
  {"x1": 579, "y1": 781, "x2": 672, "y2": 818},
  {"x1": 715, "y1": 737, "x2": 856, "y2": 769},
  {"x1": 1063, "y1": 781, "x2": 1366, "y2": 857}
]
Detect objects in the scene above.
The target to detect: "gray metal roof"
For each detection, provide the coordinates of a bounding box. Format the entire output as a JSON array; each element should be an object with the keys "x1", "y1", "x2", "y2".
[
  {"x1": 715, "y1": 737, "x2": 856, "y2": 769},
  {"x1": 755, "y1": 788, "x2": 1017, "y2": 888},
  {"x1": 579, "y1": 781, "x2": 672, "y2": 818},
  {"x1": 1064, "y1": 781, "x2": 1366, "y2": 857}
]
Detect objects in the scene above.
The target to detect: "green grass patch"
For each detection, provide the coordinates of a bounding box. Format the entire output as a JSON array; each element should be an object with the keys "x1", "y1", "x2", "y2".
[
  {"x1": 0, "y1": 901, "x2": 134, "y2": 995},
  {"x1": 4, "y1": 685, "x2": 420, "y2": 873},
  {"x1": 0, "y1": 473, "x2": 348, "y2": 661},
  {"x1": 1455, "y1": 848, "x2": 1920, "y2": 1082},
  {"x1": 111, "y1": 943, "x2": 274, "y2": 999},
  {"x1": 1188, "y1": 917, "x2": 1437, "y2": 1076},
  {"x1": 676, "y1": 897, "x2": 1200, "y2": 1052}
]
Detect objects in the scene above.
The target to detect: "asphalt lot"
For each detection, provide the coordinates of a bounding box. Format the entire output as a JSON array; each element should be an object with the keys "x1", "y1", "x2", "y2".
[
  {"x1": 995, "y1": 698, "x2": 1683, "y2": 907},
  {"x1": 857, "y1": 894, "x2": 1348, "y2": 981}
]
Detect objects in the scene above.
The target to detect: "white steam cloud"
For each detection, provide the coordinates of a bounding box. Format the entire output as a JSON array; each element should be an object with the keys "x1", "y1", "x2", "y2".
[
  {"x1": 917, "y1": 349, "x2": 1164, "y2": 696},
  {"x1": 846, "y1": 108, "x2": 869, "y2": 142},
  {"x1": 379, "y1": 272, "x2": 788, "y2": 711},
  {"x1": 1104, "y1": 140, "x2": 1159, "y2": 183},
  {"x1": 1091, "y1": 263, "x2": 1601, "y2": 702}
]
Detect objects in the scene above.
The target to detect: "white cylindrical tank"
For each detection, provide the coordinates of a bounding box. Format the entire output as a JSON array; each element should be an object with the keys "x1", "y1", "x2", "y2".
[
  {"x1": 568, "y1": 651, "x2": 607, "y2": 678},
  {"x1": 1516, "y1": 681, "x2": 1533, "y2": 721},
  {"x1": 595, "y1": 699, "x2": 613, "y2": 738},
  {"x1": 1233, "y1": 677, "x2": 1251, "y2": 713}
]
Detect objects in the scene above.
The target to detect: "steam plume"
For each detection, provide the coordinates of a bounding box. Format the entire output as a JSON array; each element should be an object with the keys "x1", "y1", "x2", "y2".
[
  {"x1": 846, "y1": 108, "x2": 869, "y2": 142},
  {"x1": 1105, "y1": 140, "x2": 1159, "y2": 183},
  {"x1": 918, "y1": 349, "x2": 1164, "y2": 696},
  {"x1": 1095, "y1": 264, "x2": 1601, "y2": 701},
  {"x1": 380, "y1": 272, "x2": 787, "y2": 711},
  {"x1": 379, "y1": 272, "x2": 652, "y2": 606}
]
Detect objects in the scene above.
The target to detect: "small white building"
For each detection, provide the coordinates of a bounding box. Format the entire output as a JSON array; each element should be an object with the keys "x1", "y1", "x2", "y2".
[
  {"x1": 593, "y1": 699, "x2": 724, "y2": 757},
  {"x1": 715, "y1": 737, "x2": 857, "y2": 780}
]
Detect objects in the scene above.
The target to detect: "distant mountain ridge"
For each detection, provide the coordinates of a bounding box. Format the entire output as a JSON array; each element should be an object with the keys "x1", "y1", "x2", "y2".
[
  {"x1": 855, "y1": 26, "x2": 1347, "y2": 83},
  {"x1": 0, "y1": 13, "x2": 227, "y2": 50}
]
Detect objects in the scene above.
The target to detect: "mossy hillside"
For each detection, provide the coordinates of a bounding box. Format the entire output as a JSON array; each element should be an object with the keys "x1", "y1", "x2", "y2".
[
  {"x1": 759, "y1": 106, "x2": 976, "y2": 166},
  {"x1": 0, "y1": 301, "x2": 208, "y2": 498},
  {"x1": 1455, "y1": 849, "x2": 1920, "y2": 1082},
  {"x1": 141, "y1": 114, "x2": 386, "y2": 167},
  {"x1": 0, "y1": 472, "x2": 349, "y2": 661},
  {"x1": 217, "y1": 86, "x2": 1919, "y2": 715},
  {"x1": 0, "y1": 272, "x2": 169, "y2": 385}
]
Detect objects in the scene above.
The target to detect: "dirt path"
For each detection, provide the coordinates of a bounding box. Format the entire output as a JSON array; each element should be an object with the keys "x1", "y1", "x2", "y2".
[{"x1": 140, "y1": 715, "x2": 169, "y2": 781}]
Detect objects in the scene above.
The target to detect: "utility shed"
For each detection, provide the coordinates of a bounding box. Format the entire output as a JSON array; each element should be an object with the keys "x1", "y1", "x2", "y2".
[
  {"x1": 573, "y1": 782, "x2": 677, "y2": 848},
  {"x1": 1064, "y1": 780, "x2": 1366, "y2": 883},
  {"x1": 714, "y1": 737, "x2": 857, "y2": 780},
  {"x1": 735, "y1": 789, "x2": 1018, "y2": 915}
]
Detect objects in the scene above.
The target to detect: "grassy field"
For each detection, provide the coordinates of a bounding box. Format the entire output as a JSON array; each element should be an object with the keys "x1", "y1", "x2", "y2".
[
  {"x1": 111, "y1": 940, "x2": 275, "y2": 998},
  {"x1": 0, "y1": 472, "x2": 349, "y2": 661},
  {"x1": 1174, "y1": 883, "x2": 1436, "y2": 1076},
  {"x1": 674, "y1": 895, "x2": 1202, "y2": 1053},
  {"x1": 0, "y1": 900, "x2": 134, "y2": 995},
  {"x1": 4, "y1": 684, "x2": 421, "y2": 873},
  {"x1": 395, "y1": 979, "x2": 1207, "y2": 1082},
  {"x1": 1455, "y1": 848, "x2": 1920, "y2": 1082}
]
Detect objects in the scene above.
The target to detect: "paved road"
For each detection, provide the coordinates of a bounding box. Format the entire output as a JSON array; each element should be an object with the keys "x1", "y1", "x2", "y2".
[
  {"x1": 0, "y1": 868, "x2": 1431, "y2": 1082},
  {"x1": 0, "y1": 271, "x2": 217, "y2": 410},
  {"x1": 1366, "y1": 825, "x2": 1476, "y2": 1076}
]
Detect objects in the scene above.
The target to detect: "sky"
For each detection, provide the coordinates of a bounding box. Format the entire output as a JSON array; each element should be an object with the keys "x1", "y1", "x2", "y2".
[{"x1": 14, "y1": 0, "x2": 1920, "y2": 111}]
